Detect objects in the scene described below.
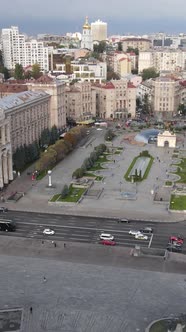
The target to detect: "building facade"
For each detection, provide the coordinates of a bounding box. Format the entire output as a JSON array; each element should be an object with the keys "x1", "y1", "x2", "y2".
[
  {"x1": 81, "y1": 17, "x2": 93, "y2": 50},
  {"x1": 65, "y1": 82, "x2": 96, "y2": 121},
  {"x1": 91, "y1": 19, "x2": 107, "y2": 42},
  {"x1": 0, "y1": 91, "x2": 51, "y2": 153},
  {"x1": 122, "y1": 38, "x2": 151, "y2": 52},
  {"x1": 151, "y1": 77, "x2": 180, "y2": 118},
  {"x1": 1, "y1": 26, "x2": 50, "y2": 71},
  {"x1": 92, "y1": 80, "x2": 136, "y2": 119},
  {"x1": 0, "y1": 110, "x2": 13, "y2": 189},
  {"x1": 27, "y1": 76, "x2": 66, "y2": 129}
]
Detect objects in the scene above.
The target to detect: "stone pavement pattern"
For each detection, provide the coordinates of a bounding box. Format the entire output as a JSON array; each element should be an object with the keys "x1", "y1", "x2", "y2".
[
  {"x1": 2, "y1": 128, "x2": 186, "y2": 221},
  {"x1": 0, "y1": 244, "x2": 186, "y2": 332}
]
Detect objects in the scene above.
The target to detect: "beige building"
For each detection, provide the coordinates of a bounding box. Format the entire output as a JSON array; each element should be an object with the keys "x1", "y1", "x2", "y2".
[
  {"x1": 65, "y1": 82, "x2": 96, "y2": 121},
  {"x1": 122, "y1": 38, "x2": 151, "y2": 52},
  {"x1": 92, "y1": 80, "x2": 136, "y2": 119},
  {"x1": 27, "y1": 76, "x2": 66, "y2": 130},
  {"x1": 157, "y1": 130, "x2": 176, "y2": 148},
  {"x1": 0, "y1": 110, "x2": 13, "y2": 188},
  {"x1": 91, "y1": 19, "x2": 107, "y2": 41},
  {"x1": 0, "y1": 91, "x2": 51, "y2": 153},
  {"x1": 117, "y1": 57, "x2": 131, "y2": 77},
  {"x1": 151, "y1": 77, "x2": 180, "y2": 118}
]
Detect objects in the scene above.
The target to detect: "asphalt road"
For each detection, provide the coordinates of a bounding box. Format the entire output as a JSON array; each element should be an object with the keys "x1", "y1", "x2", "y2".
[{"x1": 0, "y1": 211, "x2": 186, "y2": 252}]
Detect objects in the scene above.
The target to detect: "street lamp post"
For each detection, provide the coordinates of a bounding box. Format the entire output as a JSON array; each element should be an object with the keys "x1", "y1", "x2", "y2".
[{"x1": 48, "y1": 170, "x2": 52, "y2": 187}]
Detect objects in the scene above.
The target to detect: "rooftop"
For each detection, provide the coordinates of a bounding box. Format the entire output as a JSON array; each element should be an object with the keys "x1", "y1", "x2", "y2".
[{"x1": 0, "y1": 90, "x2": 50, "y2": 111}]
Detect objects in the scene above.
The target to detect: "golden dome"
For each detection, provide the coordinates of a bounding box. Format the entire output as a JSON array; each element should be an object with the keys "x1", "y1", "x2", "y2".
[{"x1": 83, "y1": 16, "x2": 91, "y2": 30}]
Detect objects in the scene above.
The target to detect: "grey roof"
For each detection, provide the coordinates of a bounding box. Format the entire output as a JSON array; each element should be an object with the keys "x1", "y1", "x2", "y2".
[{"x1": 0, "y1": 90, "x2": 49, "y2": 111}]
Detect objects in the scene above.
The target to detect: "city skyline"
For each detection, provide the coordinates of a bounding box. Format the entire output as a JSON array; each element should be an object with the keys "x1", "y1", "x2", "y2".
[{"x1": 0, "y1": 0, "x2": 186, "y2": 35}]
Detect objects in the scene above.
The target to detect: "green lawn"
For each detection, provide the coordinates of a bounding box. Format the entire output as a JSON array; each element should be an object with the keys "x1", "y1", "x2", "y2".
[
  {"x1": 84, "y1": 173, "x2": 103, "y2": 181},
  {"x1": 149, "y1": 320, "x2": 186, "y2": 332},
  {"x1": 50, "y1": 186, "x2": 86, "y2": 203},
  {"x1": 172, "y1": 158, "x2": 186, "y2": 183},
  {"x1": 88, "y1": 155, "x2": 109, "y2": 171},
  {"x1": 170, "y1": 194, "x2": 186, "y2": 210},
  {"x1": 165, "y1": 181, "x2": 172, "y2": 186},
  {"x1": 124, "y1": 155, "x2": 153, "y2": 182}
]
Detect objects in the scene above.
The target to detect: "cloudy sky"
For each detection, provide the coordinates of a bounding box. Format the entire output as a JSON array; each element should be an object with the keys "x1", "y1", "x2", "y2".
[{"x1": 0, "y1": 0, "x2": 186, "y2": 35}]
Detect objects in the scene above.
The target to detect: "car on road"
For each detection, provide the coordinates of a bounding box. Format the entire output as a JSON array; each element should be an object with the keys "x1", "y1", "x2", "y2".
[
  {"x1": 169, "y1": 236, "x2": 184, "y2": 245},
  {"x1": 118, "y1": 218, "x2": 130, "y2": 223},
  {"x1": 167, "y1": 244, "x2": 182, "y2": 253},
  {"x1": 0, "y1": 207, "x2": 8, "y2": 213},
  {"x1": 99, "y1": 233, "x2": 114, "y2": 241},
  {"x1": 100, "y1": 239, "x2": 116, "y2": 246},
  {"x1": 140, "y1": 227, "x2": 153, "y2": 234},
  {"x1": 135, "y1": 233, "x2": 148, "y2": 240},
  {"x1": 43, "y1": 228, "x2": 55, "y2": 235},
  {"x1": 129, "y1": 230, "x2": 141, "y2": 236}
]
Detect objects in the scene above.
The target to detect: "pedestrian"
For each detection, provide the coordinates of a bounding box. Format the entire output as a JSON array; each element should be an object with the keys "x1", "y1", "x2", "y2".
[
  {"x1": 64, "y1": 243, "x2": 66, "y2": 248},
  {"x1": 54, "y1": 242, "x2": 56, "y2": 248},
  {"x1": 43, "y1": 276, "x2": 47, "y2": 282},
  {"x1": 30, "y1": 307, "x2": 33, "y2": 314},
  {"x1": 42, "y1": 240, "x2": 44, "y2": 244}
]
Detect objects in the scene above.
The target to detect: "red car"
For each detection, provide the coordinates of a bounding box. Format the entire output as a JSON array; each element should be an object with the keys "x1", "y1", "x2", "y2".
[
  {"x1": 100, "y1": 240, "x2": 116, "y2": 246},
  {"x1": 169, "y1": 236, "x2": 184, "y2": 245}
]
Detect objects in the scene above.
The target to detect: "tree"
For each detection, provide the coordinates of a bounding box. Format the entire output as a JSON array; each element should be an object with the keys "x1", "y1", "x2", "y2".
[
  {"x1": 0, "y1": 67, "x2": 10, "y2": 80},
  {"x1": 61, "y1": 184, "x2": 69, "y2": 198},
  {"x1": 104, "y1": 129, "x2": 115, "y2": 141},
  {"x1": 40, "y1": 128, "x2": 51, "y2": 148},
  {"x1": 50, "y1": 125, "x2": 59, "y2": 145},
  {"x1": 142, "y1": 93, "x2": 151, "y2": 114},
  {"x1": 32, "y1": 63, "x2": 42, "y2": 79},
  {"x1": 126, "y1": 47, "x2": 139, "y2": 55},
  {"x1": 93, "y1": 41, "x2": 106, "y2": 53},
  {"x1": 117, "y1": 42, "x2": 123, "y2": 51},
  {"x1": 177, "y1": 103, "x2": 186, "y2": 115},
  {"x1": 14, "y1": 63, "x2": 24, "y2": 80},
  {"x1": 72, "y1": 168, "x2": 84, "y2": 179},
  {"x1": 107, "y1": 65, "x2": 120, "y2": 81},
  {"x1": 141, "y1": 67, "x2": 159, "y2": 80}
]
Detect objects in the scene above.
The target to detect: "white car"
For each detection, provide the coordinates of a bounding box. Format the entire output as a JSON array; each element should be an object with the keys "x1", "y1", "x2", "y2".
[
  {"x1": 135, "y1": 233, "x2": 148, "y2": 240},
  {"x1": 99, "y1": 233, "x2": 114, "y2": 241},
  {"x1": 43, "y1": 228, "x2": 55, "y2": 235},
  {"x1": 129, "y1": 230, "x2": 141, "y2": 236}
]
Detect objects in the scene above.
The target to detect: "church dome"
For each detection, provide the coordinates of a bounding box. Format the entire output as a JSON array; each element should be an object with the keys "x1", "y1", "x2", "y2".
[{"x1": 83, "y1": 16, "x2": 91, "y2": 30}]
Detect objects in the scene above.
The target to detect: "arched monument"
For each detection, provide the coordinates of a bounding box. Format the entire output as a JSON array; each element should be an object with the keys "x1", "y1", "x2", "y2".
[{"x1": 157, "y1": 130, "x2": 176, "y2": 148}]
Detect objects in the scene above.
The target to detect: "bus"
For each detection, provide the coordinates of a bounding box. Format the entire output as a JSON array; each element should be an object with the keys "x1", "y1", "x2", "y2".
[{"x1": 0, "y1": 219, "x2": 16, "y2": 232}]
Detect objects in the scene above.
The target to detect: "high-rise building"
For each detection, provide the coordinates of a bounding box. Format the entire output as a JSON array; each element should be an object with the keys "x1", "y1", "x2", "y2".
[
  {"x1": 91, "y1": 19, "x2": 107, "y2": 42},
  {"x1": 81, "y1": 17, "x2": 93, "y2": 50},
  {"x1": 1, "y1": 26, "x2": 50, "y2": 71}
]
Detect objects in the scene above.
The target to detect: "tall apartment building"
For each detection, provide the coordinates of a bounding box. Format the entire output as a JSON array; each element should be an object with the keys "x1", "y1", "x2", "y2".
[
  {"x1": 138, "y1": 50, "x2": 186, "y2": 73},
  {"x1": 92, "y1": 80, "x2": 136, "y2": 119},
  {"x1": 122, "y1": 38, "x2": 151, "y2": 52},
  {"x1": 0, "y1": 90, "x2": 51, "y2": 153},
  {"x1": 91, "y1": 19, "x2": 107, "y2": 41},
  {"x1": 151, "y1": 77, "x2": 180, "y2": 118},
  {"x1": 65, "y1": 82, "x2": 96, "y2": 121},
  {"x1": 1, "y1": 26, "x2": 50, "y2": 71}
]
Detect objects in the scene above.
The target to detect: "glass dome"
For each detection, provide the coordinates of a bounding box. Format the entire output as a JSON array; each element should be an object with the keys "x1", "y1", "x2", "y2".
[{"x1": 135, "y1": 128, "x2": 160, "y2": 144}]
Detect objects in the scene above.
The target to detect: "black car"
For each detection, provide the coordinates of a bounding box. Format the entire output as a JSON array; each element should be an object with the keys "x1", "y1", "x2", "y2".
[
  {"x1": 0, "y1": 207, "x2": 8, "y2": 213},
  {"x1": 166, "y1": 244, "x2": 182, "y2": 253},
  {"x1": 118, "y1": 218, "x2": 130, "y2": 223},
  {"x1": 140, "y1": 227, "x2": 153, "y2": 234}
]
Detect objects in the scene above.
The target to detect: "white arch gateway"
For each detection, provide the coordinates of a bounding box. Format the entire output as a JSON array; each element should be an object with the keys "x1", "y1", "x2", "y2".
[{"x1": 157, "y1": 130, "x2": 176, "y2": 148}]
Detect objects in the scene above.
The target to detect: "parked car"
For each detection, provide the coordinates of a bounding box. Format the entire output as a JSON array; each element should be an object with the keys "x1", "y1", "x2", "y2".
[
  {"x1": 129, "y1": 230, "x2": 141, "y2": 236},
  {"x1": 43, "y1": 228, "x2": 55, "y2": 235},
  {"x1": 135, "y1": 233, "x2": 148, "y2": 240},
  {"x1": 140, "y1": 227, "x2": 153, "y2": 234},
  {"x1": 167, "y1": 244, "x2": 182, "y2": 253},
  {"x1": 100, "y1": 240, "x2": 116, "y2": 246},
  {"x1": 169, "y1": 236, "x2": 184, "y2": 245},
  {"x1": 0, "y1": 207, "x2": 8, "y2": 213},
  {"x1": 99, "y1": 233, "x2": 114, "y2": 241}
]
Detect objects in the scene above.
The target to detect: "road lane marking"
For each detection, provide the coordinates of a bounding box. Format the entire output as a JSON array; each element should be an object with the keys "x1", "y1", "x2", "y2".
[{"x1": 148, "y1": 234, "x2": 154, "y2": 248}]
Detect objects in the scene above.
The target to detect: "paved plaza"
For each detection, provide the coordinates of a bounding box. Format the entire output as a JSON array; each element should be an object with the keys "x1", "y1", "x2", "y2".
[
  {"x1": 2, "y1": 127, "x2": 186, "y2": 222},
  {"x1": 0, "y1": 238, "x2": 186, "y2": 332}
]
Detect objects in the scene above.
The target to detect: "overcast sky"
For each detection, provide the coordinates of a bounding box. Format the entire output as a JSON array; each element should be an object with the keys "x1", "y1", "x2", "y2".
[{"x1": 0, "y1": 0, "x2": 186, "y2": 35}]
